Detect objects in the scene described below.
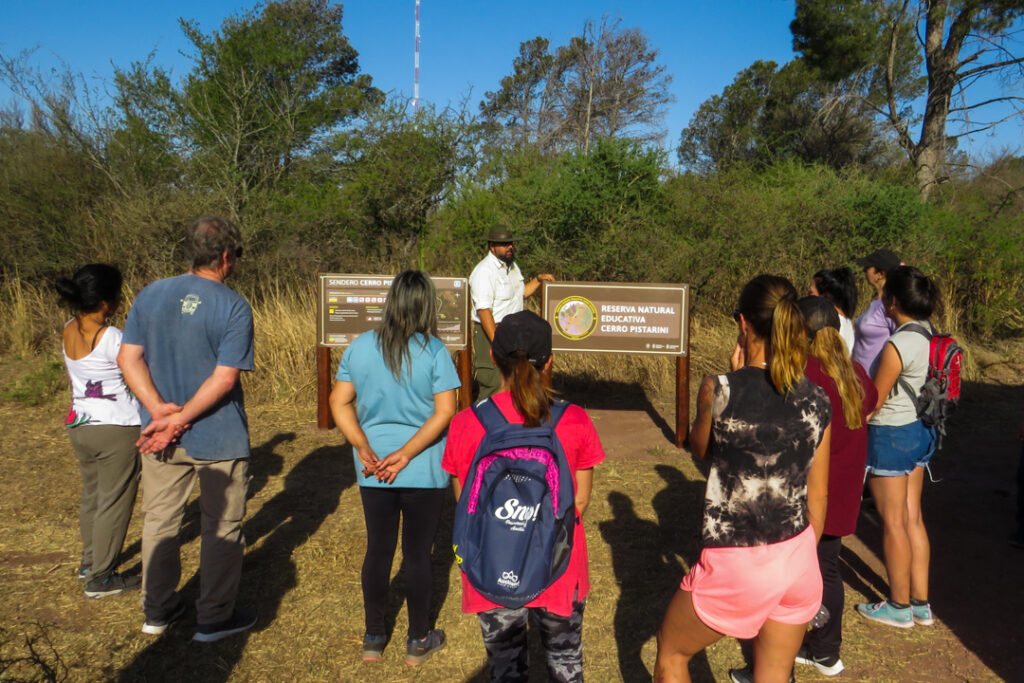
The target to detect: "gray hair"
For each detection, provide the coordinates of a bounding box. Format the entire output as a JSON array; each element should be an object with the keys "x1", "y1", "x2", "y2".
[{"x1": 188, "y1": 216, "x2": 242, "y2": 270}]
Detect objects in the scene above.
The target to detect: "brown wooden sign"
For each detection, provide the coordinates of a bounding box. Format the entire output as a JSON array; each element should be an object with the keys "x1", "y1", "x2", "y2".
[
  {"x1": 542, "y1": 282, "x2": 689, "y2": 355},
  {"x1": 317, "y1": 274, "x2": 469, "y2": 349},
  {"x1": 315, "y1": 273, "x2": 473, "y2": 429}
]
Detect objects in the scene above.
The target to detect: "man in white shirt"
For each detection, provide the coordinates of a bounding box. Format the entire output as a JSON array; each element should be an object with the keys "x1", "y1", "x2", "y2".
[{"x1": 469, "y1": 226, "x2": 554, "y2": 399}]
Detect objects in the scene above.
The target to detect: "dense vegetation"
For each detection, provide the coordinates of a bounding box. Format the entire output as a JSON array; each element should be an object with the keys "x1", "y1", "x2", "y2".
[{"x1": 2, "y1": 0, "x2": 1023, "y2": 356}]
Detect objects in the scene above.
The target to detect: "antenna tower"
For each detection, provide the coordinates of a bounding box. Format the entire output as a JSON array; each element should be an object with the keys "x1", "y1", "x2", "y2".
[{"x1": 414, "y1": 0, "x2": 420, "y2": 113}]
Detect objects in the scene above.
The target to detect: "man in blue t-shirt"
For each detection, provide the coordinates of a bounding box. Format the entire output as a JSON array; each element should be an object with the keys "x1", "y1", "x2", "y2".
[{"x1": 119, "y1": 216, "x2": 257, "y2": 642}]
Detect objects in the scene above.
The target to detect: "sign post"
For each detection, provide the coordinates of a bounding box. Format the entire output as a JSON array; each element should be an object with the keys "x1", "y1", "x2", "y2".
[
  {"x1": 541, "y1": 282, "x2": 691, "y2": 448},
  {"x1": 315, "y1": 274, "x2": 471, "y2": 429}
]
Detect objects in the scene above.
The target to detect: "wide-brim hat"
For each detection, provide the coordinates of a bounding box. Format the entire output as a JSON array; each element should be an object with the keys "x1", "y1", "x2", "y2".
[
  {"x1": 483, "y1": 225, "x2": 520, "y2": 243},
  {"x1": 855, "y1": 249, "x2": 900, "y2": 272},
  {"x1": 492, "y1": 311, "x2": 551, "y2": 367}
]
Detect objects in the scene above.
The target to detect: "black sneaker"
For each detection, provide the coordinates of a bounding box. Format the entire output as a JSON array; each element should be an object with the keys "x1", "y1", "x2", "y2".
[
  {"x1": 795, "y1": 644, "x2": 844, "y2": 676},
  {"x1": 84, "y1": 572, "x2": 141, "y2": 599},
  {"x1": 729, "y1": 666, "x2": 795, "y2": 683},
  {"x1": 142, "y1": 600, "x2": 187, "y2": 636},
  {"x1": 362, "y1": 633, "x2": 387, "y2": 662},
  {"x1": 405, "y1": 629, "x2": 445, "y2": 665},
  {"x1": 192, "y1": 608, "x2": 258, "y2": 643},
  {"x1": 76, "y1": 564, "x2": 91, "y2": 582}
]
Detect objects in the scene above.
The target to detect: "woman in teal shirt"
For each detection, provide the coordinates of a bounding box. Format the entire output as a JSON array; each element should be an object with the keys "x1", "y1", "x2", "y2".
[{"x1": 330, "y1": 270, "x2": 460, "y2": 666}]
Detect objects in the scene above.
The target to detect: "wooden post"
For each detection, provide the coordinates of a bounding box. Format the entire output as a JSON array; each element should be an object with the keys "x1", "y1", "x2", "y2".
[
  {"x1": 675, "y1": 354, "x2": 689, "y2": 449},
  {"x1": 316, "y1": 345, "x2": 333, "y2": 430},
  {"x1": 456, "y1": 345, "x2": 473, "y2": 410}
]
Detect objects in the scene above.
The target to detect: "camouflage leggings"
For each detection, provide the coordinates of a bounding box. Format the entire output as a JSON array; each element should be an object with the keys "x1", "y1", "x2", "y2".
[{"x1": 477, "y1": 599, "x2": 586, "y2": 682}]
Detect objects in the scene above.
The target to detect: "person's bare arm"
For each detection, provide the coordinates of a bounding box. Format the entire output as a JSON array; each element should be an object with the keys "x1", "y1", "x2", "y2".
[
  {"x1": 806, "y1": 424, "x2": 831, "y2": 541},
  {"x1": 688, "y1": 376, "x2": 715, "y2": 460},
  {"x1": 451, "y1": 476, "x2": 462, "y2": 500},
  {"x1": 870, "y1": 341, "x2": 903, "y2": 417},
  {"x1": 523, "y1": 274, "x2": 554, "y2": 298},
  {"x1": 478, "y1": 309, "x2": 497, "y2": 341},
  {"x1": 118, "y1": 343, "x2": 180, "y2": 419},
  {"x1": 375, "y1": 389, "x2": 458, "y2": 484},
  {"x1": 575, "y1": 468, "x2": 594, "y2": 517},
  {"x1": 136, "y1": 366, "x2": 240, "y2": 453},
  {"x1": 329, "y1": 380, "x2": 378, "y2": 477}
]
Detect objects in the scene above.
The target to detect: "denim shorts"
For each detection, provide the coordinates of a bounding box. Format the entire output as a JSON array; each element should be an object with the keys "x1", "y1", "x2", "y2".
[{"x1": 866, "y1": 421, "x2": 936, "y2": 476}]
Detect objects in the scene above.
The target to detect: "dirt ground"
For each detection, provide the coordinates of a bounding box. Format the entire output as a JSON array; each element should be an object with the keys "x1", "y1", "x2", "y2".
[{"x1": 1, "y1": 348, "x2": 1022, "y2": 682}]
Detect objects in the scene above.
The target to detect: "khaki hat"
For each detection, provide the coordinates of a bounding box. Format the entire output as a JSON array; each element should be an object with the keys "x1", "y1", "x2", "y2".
[{"x1": 484, "y1": 225, "x2": 520, "y2": 243}]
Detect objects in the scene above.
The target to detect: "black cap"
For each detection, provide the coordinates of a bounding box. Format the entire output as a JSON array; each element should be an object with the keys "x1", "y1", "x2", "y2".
[
  {"x1": 855, "y1": 249, "x2": 900, "y2": 272},
  {"x1": 484, "y1": 225, "x2": 520, "y2": 243},
  {"x1": 491, "y1": 311, "x2": 551, "y2": 367},
  {"x1": 798, "y1": 296, "x2": 840, "y2": 338}
]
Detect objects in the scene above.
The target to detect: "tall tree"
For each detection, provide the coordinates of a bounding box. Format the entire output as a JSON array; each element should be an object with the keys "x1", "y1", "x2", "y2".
[
  {"x1": 480, "y1": 18, "x2": 673, "y2": 155},
  {"x1": 115, "y1": 0, "x2": 381, "y2": 214},
  {"x1": 792, "y1": 0, "x2": 1024, "y2": 199},
  {"x1": 677, "y1": 59, "x2": 896, "y2": 172}
]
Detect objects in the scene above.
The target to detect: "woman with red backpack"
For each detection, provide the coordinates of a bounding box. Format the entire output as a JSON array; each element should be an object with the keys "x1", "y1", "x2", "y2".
[
  {"x1": 856, "y1": 266, "x2": 941, "y2": 629},
  {"x1": 442, "y1": 311, "x2": 605, "y2": 683}
]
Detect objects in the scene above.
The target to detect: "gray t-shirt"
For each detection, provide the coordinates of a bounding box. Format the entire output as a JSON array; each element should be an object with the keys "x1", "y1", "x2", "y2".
[
  {"x1": 123, "y1": 273, "x2": 254, "y2": 460},
  {"x1": 869, "y1": 320, "x2": 933, "y2": 428}
]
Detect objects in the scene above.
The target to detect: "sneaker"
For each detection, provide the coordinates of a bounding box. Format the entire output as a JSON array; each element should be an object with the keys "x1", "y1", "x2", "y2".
[
  {"x1": 795, "y1": 645, "x2": 845, "y2": 676},
  {"x1": 856, "y1": 600, "x2": 914, "y2": 628},
  {"x1": 362, "y1": 633, "x2": 387, "y2": 662},
  {"x1": 405, "y1": 629, "x2": 445, "y2": 666},
  {"x1": 84, "y1": 572, "x2": 141, "y2": 599},
  {"x1": 76, "y1": 564, "x2": 91, "y2": 581},
  {"x1": 192, "y1": 608, "x2": 258, "y2": 643},
  {"x1": 729, "y1": 667, "x2": 794, "y2": 683},
  {"x1": 912, "y1": 602, "x2": 935, "y2": 626},
  {"x1": 142, "y1": 600, "x2": 187, "y2": 636}
]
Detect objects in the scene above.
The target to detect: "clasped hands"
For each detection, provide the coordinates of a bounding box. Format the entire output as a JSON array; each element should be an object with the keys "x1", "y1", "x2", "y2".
[
  {"x1": 356, "y1": 445, "x2": 411, "y2": 485},
  {"x1": 136, "y1": 402, "x2": 190, "y2": 455}
]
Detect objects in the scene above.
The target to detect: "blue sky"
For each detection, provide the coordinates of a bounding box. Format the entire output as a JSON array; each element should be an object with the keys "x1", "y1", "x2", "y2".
[{"x1": 1, "y1": 0, "x2": 1021, "y2": 161}]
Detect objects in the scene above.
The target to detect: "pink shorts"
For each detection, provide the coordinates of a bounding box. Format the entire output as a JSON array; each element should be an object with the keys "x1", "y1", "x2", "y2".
[{"x1": 680, "y1": 526, "x2": 822, "y2": 639}]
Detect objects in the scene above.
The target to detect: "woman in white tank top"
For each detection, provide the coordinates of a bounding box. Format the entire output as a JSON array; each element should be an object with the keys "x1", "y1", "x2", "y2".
[{"x1": 57, "y1": 264, "x2": 142, "y2": 599}]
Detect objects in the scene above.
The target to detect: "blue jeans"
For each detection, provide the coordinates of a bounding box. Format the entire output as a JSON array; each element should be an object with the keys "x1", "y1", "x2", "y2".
[{"x1": 866, "y1": 421, "x2": 935, "y2": 476}]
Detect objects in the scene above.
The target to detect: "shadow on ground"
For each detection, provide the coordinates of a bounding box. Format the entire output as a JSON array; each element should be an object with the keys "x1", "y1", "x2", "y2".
[
  {"x1": 850, "y1": 379, "x2": 1024, "y2": 680},
  {"x1": 599, "y1": 464, "x2": 713, "y2": 682},
  {"x1": 114, "y1": 433, "x2": 353, "y2": 682}
]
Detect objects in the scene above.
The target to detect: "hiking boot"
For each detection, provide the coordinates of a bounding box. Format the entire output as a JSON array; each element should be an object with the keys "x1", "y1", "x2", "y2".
[
  {"x1": 795, "y1": 645, "x2": 844, "y2": 676},
  {"x1": 84, "y1": 572, "x2": 140, "y2": 598},
  {"x1": 912, "y1": 602, "x2": 935, "y2": 626},
  {"x1": 729, "y1": 666, "x2": 794, "y2": 683},
  {"x1": 362, "y1": 633, "x2": 387, "y2": 662},
  {"x1": 142, "y1": 600, "x2": 187, "y2": 636},
  {"x1": 405, "y1": 629, "x2": 445, "y2": 665},
  {"x1": 856, "y1": 600, "x2": 913, "y2": 628},
  {"x1": 192, "y1": 608, "x2": 258, "y2": 643}
]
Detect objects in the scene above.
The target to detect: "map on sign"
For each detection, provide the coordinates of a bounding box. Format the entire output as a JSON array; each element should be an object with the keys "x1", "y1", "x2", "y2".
[
  {"x1": 554, "y1": 296, "x2": 598, "y2": 340},
  {"x1": 318, "y1": 274, "x2": 469, "y2": 349}
]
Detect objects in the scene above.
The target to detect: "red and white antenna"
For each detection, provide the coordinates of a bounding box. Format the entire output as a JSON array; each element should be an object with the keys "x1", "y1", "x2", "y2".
[{"x1": 414, "y1": 0, "x2": 420, "y2": 113}]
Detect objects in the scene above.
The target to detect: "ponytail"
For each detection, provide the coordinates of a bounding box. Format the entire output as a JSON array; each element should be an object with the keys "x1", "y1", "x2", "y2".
[
  {"x1": 769, "y1": 296, "x2": 808, "y2": 395},
  {"x1": 494, "y1": 355, "x2": 553, "y2": 427},
  {"x1": 809, "y1": 328, "x2": 866, "y2": 429}
]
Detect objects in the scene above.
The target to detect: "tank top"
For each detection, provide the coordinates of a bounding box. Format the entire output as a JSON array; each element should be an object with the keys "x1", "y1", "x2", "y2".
[
  {"x1": 63, "y1": 323, "x2": 141, "y2": 427},
  {"x1": 702, "y1": 366, "x2": 831, "y2": 548}
]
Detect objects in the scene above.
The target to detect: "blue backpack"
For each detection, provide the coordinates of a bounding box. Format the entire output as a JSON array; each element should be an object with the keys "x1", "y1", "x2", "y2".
[{"x1": 452, "y1": 398, "x2": 575, "y2": 608}]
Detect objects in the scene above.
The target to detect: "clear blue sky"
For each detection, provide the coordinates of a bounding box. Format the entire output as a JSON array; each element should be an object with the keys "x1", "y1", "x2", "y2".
[{"x1": 1, "y1": 0, "x2": 1020, "y2": 161}]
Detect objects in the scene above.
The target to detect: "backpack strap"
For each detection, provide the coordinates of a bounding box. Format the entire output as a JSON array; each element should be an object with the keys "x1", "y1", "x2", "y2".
[
  {"x1": 472, "y1": 397, "x2": 509, "y2": 431},
  {"x1": 473, "y1": 397, "x2": 572, "y2": 431},
  {"x1": 900, "y1": 322, "x2": 933, "y2": 340}
]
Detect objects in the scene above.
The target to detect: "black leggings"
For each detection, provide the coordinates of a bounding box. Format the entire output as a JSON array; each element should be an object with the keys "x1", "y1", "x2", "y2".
[{"x1": 359, "y1": 486, "x2": 445, "y2": 639}]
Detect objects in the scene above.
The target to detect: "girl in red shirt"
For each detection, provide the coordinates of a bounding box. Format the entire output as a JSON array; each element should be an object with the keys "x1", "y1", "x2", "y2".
[{"x1": 442, "y1": 311, "x2": 605, "y2": 682}]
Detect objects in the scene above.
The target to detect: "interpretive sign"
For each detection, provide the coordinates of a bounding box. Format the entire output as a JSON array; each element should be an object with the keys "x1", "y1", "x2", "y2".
[
  {"x1": 542, "y1": 282, "x2": 689, "y2": 355},
  {"x1": 317, "y1": 274, "x2": 469, "y2": 349}
]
